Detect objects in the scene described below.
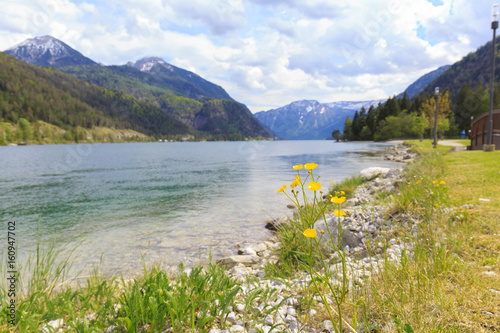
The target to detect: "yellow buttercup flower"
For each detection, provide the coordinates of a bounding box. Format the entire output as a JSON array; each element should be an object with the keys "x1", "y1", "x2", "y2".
[
  {"x1": 277, "y1": 184, "x2": 287, "y2": 193},
  {"x1": 331, "y1": 196, "x2": 346, "y2": 204},
  {"x1": 307, "y1": 181, "x2": 321, "y2": 191},
  {"x1": 440, "y1": 181, "x2": 446, "y2": 185},
  {"x1": 320, "y1": 230, "x2": 325, "y2": 234},
  {"x1": 293, "y1": 164, "x2": 303, "y2": 170},
  {"x1": 340, "y1": 191, "x2": 345, "y2": 195},
  {"x1": 304, "y1": 163, "x2": 318, "y2": 170},
  {"x1": 334, "y1": 209, "x2": 345, "y2": 217},
  {"x1": 291, "y1": 177, "x2": 300, "y2": 188},
  {"x1": 303, "y1": 229, "x2": 317, "y2": 238}
]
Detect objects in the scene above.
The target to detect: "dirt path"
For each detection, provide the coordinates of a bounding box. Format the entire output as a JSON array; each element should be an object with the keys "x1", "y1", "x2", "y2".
[{"x1": 438, "y1": 140, "x2": 466, "y2": 147}]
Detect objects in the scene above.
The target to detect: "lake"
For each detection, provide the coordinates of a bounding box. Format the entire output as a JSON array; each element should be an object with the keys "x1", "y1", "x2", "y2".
[{"x1": 0, "y1": 140, "x2": 400, "y2": 277}]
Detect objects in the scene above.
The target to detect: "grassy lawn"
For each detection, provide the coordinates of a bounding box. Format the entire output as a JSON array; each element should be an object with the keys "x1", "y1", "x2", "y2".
[{"x1": 388, "y1": 140, "x2": 500, "y2": 331}]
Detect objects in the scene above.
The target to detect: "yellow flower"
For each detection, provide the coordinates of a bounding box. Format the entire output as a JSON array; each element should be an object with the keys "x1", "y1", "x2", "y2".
[
  {"x1": 331, "y1": 196, "x2": 346, "y2": 204},
  {"x1": 440, "y1": 181, "x2": 446, "y2": 185},
  {"x1": 276, "y1": 184, "x2": 287, "y2": 193},
  {"x1": 293, "y1": 164, "x2": 303, "y2": 170},
  {"x1": 340, "y1": 191, "x2": 345, "y2": 195},
  {"x1": 303, "y1": 229, "x2": 317, "y2": 238},
  {"x1": 304, "y1": 163, "x2": 318, "y2": 170},
  {"x1": 334, "y1": 209, "x2": 345, "y2": 217},
  {"x1": 432, "y1": 181, "x2": 437, "y2": 184},
  {"x1": 291, "y1": 177, "x2": 300, "y2": 188},
  {"x1": 320, "y1": 230, "x2": 325, "y2": 234},
  {"x1": 307, "y1": 181, "x2": 321, "y2": 191}
]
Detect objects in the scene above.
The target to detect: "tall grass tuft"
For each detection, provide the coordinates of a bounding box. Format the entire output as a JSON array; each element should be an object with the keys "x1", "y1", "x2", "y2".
[
  {"x1": 1, "y1": 218, "x2": 81, "y2": 332},
  {"x1": 117, "y1": 262, "x2": 241, "y2": 332}
]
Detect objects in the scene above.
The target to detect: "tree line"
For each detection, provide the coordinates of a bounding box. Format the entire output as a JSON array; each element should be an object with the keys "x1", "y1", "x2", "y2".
[{"x1": 336, "y1": 82, "x2": 500, "y2": 141}]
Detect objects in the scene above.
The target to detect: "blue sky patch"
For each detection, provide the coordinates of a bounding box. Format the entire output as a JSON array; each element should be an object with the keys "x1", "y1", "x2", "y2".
[{"x1": 427, "y1": 0, "x2": 444, "y2": 6}]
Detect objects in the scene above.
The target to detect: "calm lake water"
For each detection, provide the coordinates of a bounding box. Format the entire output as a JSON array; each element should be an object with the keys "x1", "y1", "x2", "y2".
[{"x1": 0, "y1": 141, "x2": 400, "y2": 277}]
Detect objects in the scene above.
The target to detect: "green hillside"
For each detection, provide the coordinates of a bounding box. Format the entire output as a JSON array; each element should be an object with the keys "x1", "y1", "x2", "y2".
[
  {"x1": 56, "y1": 64, "x2": 204, "y2": 126},
  {"x1": 195, "y1": 99, "x2": 272, "y2": 140},
  {"x1": 56, "y1": 64, "x2": 272, "y2": 139},
  {"x1": 0, "y1": 52, "x2": 192, "y2": 139},
  {"x1": 418, "y1": 36, "x2": 500, "y2": 99}
]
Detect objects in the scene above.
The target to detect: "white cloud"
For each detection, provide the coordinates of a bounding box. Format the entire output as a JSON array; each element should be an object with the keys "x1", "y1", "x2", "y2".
[{"x1": 0, "y1": 0, "x2": 497, "y2": 112}]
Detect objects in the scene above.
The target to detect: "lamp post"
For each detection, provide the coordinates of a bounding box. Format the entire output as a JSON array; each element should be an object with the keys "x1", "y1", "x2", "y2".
[
  {"x1": 486, "y1": 4, "x2": 499, "y2": 151},
  {"x1": 433, "y1": 87, "x2": 439, "y2": 148}
]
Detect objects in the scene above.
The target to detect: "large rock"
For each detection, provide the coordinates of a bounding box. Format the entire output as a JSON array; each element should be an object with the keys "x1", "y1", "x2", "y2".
[
  {"x1": 360, "y1": 167, "x2": 390, "y2": 180},
  {"x1": 217, "y1": 255, "x2": 261, "y2": 269},
  {"x1": 313, "y1": 213, "x2": 363, "y2": 249},
  {"x1": 265, "y1": 217, "x2": 287, "y2": 231}
]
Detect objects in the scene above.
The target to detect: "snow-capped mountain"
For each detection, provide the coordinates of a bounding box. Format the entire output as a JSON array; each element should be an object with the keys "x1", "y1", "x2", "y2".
[
  {"x1": 126, "y1": 57, "x2": 233, "y2": 100},
  {"x1": 254, "y1": 99, "x2": 383, "y2": 140},
  {"x1": 127, "y1": 57, "x2": 175, "y2": 73},
  {"x1": 4, "y1": 35, "x2": 96, "y2": 67}
]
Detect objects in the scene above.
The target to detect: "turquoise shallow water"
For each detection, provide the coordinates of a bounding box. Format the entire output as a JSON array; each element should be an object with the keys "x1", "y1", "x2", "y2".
[{"x1": 0, "y1": 141, "x2": 400, "y2": 276}]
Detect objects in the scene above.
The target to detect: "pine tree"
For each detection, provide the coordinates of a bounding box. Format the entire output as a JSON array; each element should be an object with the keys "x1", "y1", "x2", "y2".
[
  {"x1": 351, "y1": 111, "x2": 361, "y2": 140},
  {"x1": 454, "y1": 83, "x2": 474, "y2": 132},
  {"x1": 366, "y1": 105, "x2": 377, "y2": 139},
  {"x1": 399, "y1": 92, "x2": 411, "y2": 112},
  {"x1": 385, "y1": 96, "x2": 401, "y2": 117},
  {"x1": 342, "y1": 116, "x2": 352, "y2": 141}
]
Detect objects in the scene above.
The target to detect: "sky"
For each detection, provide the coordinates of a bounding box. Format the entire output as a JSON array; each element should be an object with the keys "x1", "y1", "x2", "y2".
[{"x1": 0, "y1": 0, "x2": 497, "y2": 112}]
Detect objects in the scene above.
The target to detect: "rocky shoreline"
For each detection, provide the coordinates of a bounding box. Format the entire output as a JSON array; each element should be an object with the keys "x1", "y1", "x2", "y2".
[{"x1": 206, "y1": 144, "x2": 417, "y2": 333}]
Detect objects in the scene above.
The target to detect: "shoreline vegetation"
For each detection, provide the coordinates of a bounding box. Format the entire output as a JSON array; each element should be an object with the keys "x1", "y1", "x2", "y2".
[
  {"x1": 0, "y1": 119, "x2": 272, "y2": 146},
  {"x1": 1, "y1": 140, "x2": 499, "y2": 332}
]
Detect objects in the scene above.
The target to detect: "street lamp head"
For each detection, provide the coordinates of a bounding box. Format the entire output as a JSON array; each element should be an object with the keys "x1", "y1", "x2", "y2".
[
  {"x1": 493, "y1": 4, "x2": 500, "y2": 22},
  {"x1": 493, "y1": 4, "x2": 499, "y2": 29},
  {"x1": 435, "y1": 87, "x2": 439, "y2": 96}
]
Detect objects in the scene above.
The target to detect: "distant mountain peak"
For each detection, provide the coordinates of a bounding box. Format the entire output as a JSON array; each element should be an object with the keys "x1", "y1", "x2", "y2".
[
  {"x1": 8, "y1": 35, "x2": 69, "y2": 57},
  {"x1": 127, "y1": 57, "x2": 175, "y2": 73},
  {"x1": 4, "y1": 35, "x2": 96, "y2": 67},
  {"x1": 124, "y1": 56, "x2": 232, "y2": 100},
  {"x1": 255, "y1": 99, "x2": 382, "y2": 140},
  {"x1": 13, "y1": 35, "x2": 55, "y2": 47}
]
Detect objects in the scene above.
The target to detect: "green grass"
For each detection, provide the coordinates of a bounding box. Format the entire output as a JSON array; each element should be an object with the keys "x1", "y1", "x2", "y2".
[
  {"x1": 329, "y1": 175, "x2": 367, "y2": 200},
  {"x1": 117, "y1": 263, "x2": 241, "y2": 332},
  {"x1": 266, "y1": 140, "x2": 500, "y2": 332},
  {"x1": 359, "y1": 141, "x2": 500, "y2": 332},
  {"x1": 0, "y1": 224, "x2": 242, "y2": 332}
]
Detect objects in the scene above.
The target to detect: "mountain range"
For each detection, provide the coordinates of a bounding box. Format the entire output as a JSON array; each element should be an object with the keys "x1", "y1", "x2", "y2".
[
  {"x1": 3, "y1": 34, "x2": 496, "y2": 141},
  {"x1": 254, "y1": 99, "x2": 383, "y2": 140},
  {"x1": 254, "y1": 65, "x2": 454, "y2": 140},
  {"x1": 0, "y1": 51, "x2": 192, "y2": 138},
  {"x1": 3, "y1": 35, "x2": 271, "y2": 140},
  {"x1": 255, "y1": 65, "x2": 460, "y2": 140}
]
